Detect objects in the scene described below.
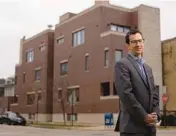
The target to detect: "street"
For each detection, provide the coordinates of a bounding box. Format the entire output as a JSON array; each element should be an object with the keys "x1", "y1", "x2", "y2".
[{"x1": 0, "y1": 125, "x2": 176, "y2": 136}]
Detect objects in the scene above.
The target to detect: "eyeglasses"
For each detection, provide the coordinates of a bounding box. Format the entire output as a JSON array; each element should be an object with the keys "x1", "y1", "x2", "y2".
[{"x1": 130, "y1": 39, "x2": 144, "y2": 44}]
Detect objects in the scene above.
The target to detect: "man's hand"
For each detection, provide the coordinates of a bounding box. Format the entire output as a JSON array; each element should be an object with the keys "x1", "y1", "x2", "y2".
[
  {"x1": 151, "y1": 112, "x2": 158, "y2": 121},
  {"x1": 144, "y1": 113, "x2": 158, "y2": 125}
]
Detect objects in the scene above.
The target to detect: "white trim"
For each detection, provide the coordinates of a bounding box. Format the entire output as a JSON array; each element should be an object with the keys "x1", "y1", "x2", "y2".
[
  {"x1": 67, "y1": 85, "x2": 80, "y2": 89},
  {"x1": 60, "y1": 75, "x2": 68, "y2": 78},
  {"x1": 26, "y1": 48, "x2": 34, "y2": 52},
  {"x1": 37, "y1": 90, "x2": 42, "y2": 93},
  {"x1": 27, "y1": 91, "x2": 35, "y2": 94},
  {"x1": 104, "y1": 66, "x2": 109, "y2": 68},
  {"x1": 85, "y1": 53, "x2": 89, "y2": 56},
  {"x1": 60, "y1": 59, "x2": 68, "y2": 63},
  {"x1": 10, "y1": 103, "x2": 18, "y2": 106},
  {"x1": 56, "y1": 35, "x2": 64, "y2": 40},
  {"x1": 100, "y1": 95, "x2": 119, "y2": 100},
  {"x1": 38, "y1": 43, "x2": 46, "y2": 47},
  {"x1": 100, "y1": 30, "x2": 126, "y2": 37},
  {"x1": 72, "y1": 27, "x2": 85, "y2": 33},
  {"x1": 57, "y1": 88, "x2": 62, "y2": 91},
  {"x1": 104, "y1": 47, "x2": 109, "y2": 51},
  {"x1": 35, "y1": 67, "x2": 42, "y2": 70}
]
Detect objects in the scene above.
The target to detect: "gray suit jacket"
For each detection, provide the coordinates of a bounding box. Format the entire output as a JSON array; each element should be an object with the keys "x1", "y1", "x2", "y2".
[{"x1": 114, "y1": 54, "x2": 160, "y2": 134}]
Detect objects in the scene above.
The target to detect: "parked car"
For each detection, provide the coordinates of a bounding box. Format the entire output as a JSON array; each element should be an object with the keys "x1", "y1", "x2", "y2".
[{"x1": 0, "y1": 111, "x2": 26, "y2": 125}]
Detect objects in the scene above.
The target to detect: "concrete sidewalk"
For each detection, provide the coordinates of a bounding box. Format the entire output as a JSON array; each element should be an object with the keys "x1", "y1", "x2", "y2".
[{"x1": 74, "y1": 125, "x2": 115, "y2": 131}]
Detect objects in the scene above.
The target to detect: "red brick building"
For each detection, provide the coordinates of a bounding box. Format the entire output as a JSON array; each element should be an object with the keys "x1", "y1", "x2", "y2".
[
  {"x1": 13, "y1": 30, "x2": 54, "y2": 121},
  {"x1": 13, "y1": 1, "x2": 162, "y2": 124}
]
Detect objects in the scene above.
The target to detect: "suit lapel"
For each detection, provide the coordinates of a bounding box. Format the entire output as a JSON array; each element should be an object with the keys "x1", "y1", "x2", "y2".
[
  {"x1": 127, "y1": 55, "x2": 149, "y2": 89},
  {"x1": 143, "y1": 64, "x2": 153, "y2": 91},
  {"x1": 143, "y1": 64, "x2": 153, "y2": 112}
]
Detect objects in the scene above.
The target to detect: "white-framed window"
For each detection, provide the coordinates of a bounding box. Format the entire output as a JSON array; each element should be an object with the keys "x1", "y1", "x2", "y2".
[
  {"x1": 37, "y1": 91, "x2": 42, "y2": 101},
  {"x1": 67, "y1": 88, "x2": 79, "y2": 104},
  {"x1": 56, "y1": 37, "x2": 64, "y2": 44},
  {"x1": 60, "y1": 61, "x2": 68, "y2": 76},
  {"x1": 110, "y1": 24, "x2": 117, "y2": 31},
  {"x1": 26, "y1": 50, "x2": 34, "y2": 63},
  {"x1": 39, "y1": 45, "x2": 46, "y2": 51},
  {"x1": 35, "y1": 68, "x2": 41, "y2": 81},
  {"x1": 110, "y1": 24, "x2": 130, "y2": 33},
  {"x1": 117, "y1": 26, "x2": 124, "y2": 32},
  {"x1": 124, "y1": 27, "x2": 130, "y2": 33},
  {"x1": 73, "y1": 29, "x2": 85, "y2": 47},
  {"x1": 104, "y1": 49, "x2": 109, "y2": 67},
  {"x1": 115, "y1": 50, "x2": 123, "y2": 62}
]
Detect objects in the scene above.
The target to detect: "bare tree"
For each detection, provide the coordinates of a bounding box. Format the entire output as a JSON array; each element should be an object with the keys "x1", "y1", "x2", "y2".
[{"x1": 54, "y1": 78, "x2": 69, "y2": 125}]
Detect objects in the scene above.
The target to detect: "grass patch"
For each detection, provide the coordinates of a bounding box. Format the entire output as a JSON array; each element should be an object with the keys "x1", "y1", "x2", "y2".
[
  {"x1": 158, "y1": 126, "x2": 176, "y2": 130},
  {"x1": 27, "y1": 122, "x2": 93, "y2": 129}
]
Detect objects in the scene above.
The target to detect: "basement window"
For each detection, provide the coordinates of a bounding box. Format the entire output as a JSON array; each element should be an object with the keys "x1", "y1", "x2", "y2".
[{"x1": 100, "y1": 82, "x2": 110, "y2": 96}]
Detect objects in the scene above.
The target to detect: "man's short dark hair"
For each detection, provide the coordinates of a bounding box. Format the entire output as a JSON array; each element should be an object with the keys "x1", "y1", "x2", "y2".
[{"x1": 125, "y1": 29, "x2": 143, "y2": 44}]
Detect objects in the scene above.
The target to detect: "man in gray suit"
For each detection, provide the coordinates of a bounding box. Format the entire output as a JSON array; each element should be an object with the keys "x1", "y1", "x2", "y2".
[{"x1": 114, "y1": 29, "x2": 160, "y2": 136}]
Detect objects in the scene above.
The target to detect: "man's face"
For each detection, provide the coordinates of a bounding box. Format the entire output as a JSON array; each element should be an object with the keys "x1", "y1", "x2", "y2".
[{"x1": 128, "y1": 33, "x2": 144, "y2": 57}]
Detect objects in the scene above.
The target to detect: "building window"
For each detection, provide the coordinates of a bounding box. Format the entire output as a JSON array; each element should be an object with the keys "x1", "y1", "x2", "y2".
[
  {"x1": 56, "y1": 37, "x2": 64, "y2": 44},
  {"x1": 124, "y1": 27, "x2": 130, "y2": 33},
  {"x1": 0, "y1": 90, "x2": 4, "y2": 97},
  {"x1": 73, "y1": 29, "x2": 85, "y2": 47},
  {"x1": 27, "y1": 93, "x2": 35, "y2": 105},
  {"x1": 39, "y1": 45, "x2": 46, "y2": 51},
  {"x1": 110, "y1": 24, "x2": 117, "y2": 31},
  {"x1": 67, "y1": 113, "x2": 77, "y2": 121},
  {"x1": 23, "y1": 72, "x2": 26, "y2": 84},
  {"x1": 26, "y1": 50, "x2": 34, "y2": 63},
  {"x1": 110, "y1": 24, "x2": 130, "y2": 33},
  {"x1": 113, "y1": 83, "x2": 117, "y2": 95},
  {"x1": 58, "y1": 89, "x2": 63, "y2": 99},
  {"x1": 67, "y1": 88, "x2": 79, "y2": 104},
  {"x1": 37, "y1": 92, "x2": 42, "y2": 101},
  {"x1": 60, "y1": 62, "x2": 68, "y2": 76},
  {"x1": 117, "y1": 26, "x2": 124, "y2": 32},
  {"x1": 85, "y1": 54, "x2": 89, "y2": 71},
  {"x1": 104, "y1": 49, "x2": 109, "y2": 67},
  {"x1": 115, "y1": 50, "x2": 123, "y2": 62},
  {"x1": 101, "y1": 82, "x2": 110, "y2": 96},
  {"x1": 35, "y1": 69, "x2": 41, "y2": 81},
  {"x1": 10, "y1": 95, "x2": 18, "y2": 104}
]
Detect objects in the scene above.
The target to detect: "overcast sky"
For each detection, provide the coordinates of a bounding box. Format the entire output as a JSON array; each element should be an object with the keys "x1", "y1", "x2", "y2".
[{"x1": 0, "y1": 0, "x2": 176, "y2": 78}]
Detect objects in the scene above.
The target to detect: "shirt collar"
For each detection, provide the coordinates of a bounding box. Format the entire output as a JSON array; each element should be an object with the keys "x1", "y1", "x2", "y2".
[{"x1": 128, "y1": 52, "x2": 145, "y2": 65}]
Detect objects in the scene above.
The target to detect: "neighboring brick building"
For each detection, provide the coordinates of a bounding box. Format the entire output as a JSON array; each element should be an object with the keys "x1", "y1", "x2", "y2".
[
  {"x1": 162, "y1": 37, "x2": 176, "y2": 111},
  {"x1": 14, "y1": 1, "x2": 163, "y2": 124},
  {"x1": 14, "y1": 30, "x2": 54, "y2": 122}
]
